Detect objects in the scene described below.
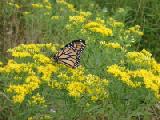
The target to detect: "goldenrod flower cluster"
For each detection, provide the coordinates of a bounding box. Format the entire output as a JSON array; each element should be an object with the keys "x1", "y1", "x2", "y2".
[
  {"x1": 0, "y1": 61, "x2": 3, "y2": 66},
  {"x1": 79, "y1": 11, "x2": 92, "y2": 17},
  {"x1": 49, "y1": 66, "x2": 109, "y2": 101},
  {"x1": 69, "y1": 16, "x2": 85, "y2": 24},
  {"x1": 107, "y1": 65, "x2": 142, "y2": 88},
  {"x1": 100, "y1": 41, "x2": 122, "y2": 49},
  {"x1": 84, "y1": 21, "x2": 113, "y2": 36},
  {"x1": 67, "y1": 82, "x2": 86, "y2": 97},
  {"x1": 28, "y1": 114, "x2": 52, "y2": 120},
  {"x1": 3, "y1": 0, "x2": 159, "y2": 119},
  {"x1": 0, "y1": 44, "x2": 58, "y2": 104},
  {"x1": 1, "y1": 60, "x2": 32, "y2": 73},
  {"x1": 7, "y1": 2, "x2": 21, "y2": 9},
  {"x1": 37, "y1": 64, "x2": 57, "y2": 81},
  {"x1": 7, "y1": 75, "x2": 40, "y2": 103},
  {"x1": 127, "y1": 25, "x2": 144, "y2": 36},
  {"x1": 32, "y1": 3, "x2": 44, "y2": 9},
  {"x1": 126, "y1": 49, "x2": 157, "y2": 69},
  {"x1": 1, "y1": 43, "x2": 110, "y2": 105},
  {"x1": 105, "y1": 45, "x2": 160, "y2": 100},
  {"x1": 12, "y1": 51, "x2": 31, "y2": 58},
  {"x1": 32, "y1": 0, "x2": 52, "y2": 10},
  {"x1": 51, "y1": 16, "x2": 61, "y2": 20},
  {"x1": 30, "y1": 93, "x2": 45, "y2": 105},
  {"x1": 33, "y1": 54, "x2": 52, "y2": 64},
  {"x1": 56, "y1": 0, "x2": 75, "y2": 12}
]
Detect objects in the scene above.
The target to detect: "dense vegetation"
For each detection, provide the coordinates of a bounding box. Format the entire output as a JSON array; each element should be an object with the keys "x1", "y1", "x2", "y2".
[
  {"x1": 70, "y1": 0, "x2": 160, "y2": 61},
  {"x1": 0, "y1": 0, "x2": 160, "y2": 120}
]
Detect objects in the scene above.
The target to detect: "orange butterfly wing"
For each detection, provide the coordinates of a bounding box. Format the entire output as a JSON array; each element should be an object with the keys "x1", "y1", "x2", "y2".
[{"x1": 53, "y1": 39, "x2": 86, "y2": 68}]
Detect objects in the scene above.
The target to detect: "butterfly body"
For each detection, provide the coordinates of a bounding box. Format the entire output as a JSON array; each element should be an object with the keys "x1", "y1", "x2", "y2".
[{"x1": 53, "y1": 39, "x2": 86, "y2": 68}]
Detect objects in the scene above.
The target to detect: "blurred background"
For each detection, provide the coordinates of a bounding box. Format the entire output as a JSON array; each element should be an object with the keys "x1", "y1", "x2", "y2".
[{"x1": 0, "y1": 0, "x2": 160, "y2": 61}]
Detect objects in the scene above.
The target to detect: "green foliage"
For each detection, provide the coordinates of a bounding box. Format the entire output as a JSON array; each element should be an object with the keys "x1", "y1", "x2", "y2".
[
  {"x1": 0, "y1": 0, "x2": 160, "y2": 120},
  {"x1": 94, "y1": 0, "x2": 160, "y2": 61}
]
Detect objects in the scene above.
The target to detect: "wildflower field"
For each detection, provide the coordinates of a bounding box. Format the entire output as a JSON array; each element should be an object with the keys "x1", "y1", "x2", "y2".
[{"x1": 0, "y1": 0, "x2": 160, "y2": 120}]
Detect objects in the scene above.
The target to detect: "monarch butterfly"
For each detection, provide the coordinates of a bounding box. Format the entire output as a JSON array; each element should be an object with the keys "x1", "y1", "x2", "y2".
[{"x1": 53, "y1": 39, "x2": 86, "y2": 68}]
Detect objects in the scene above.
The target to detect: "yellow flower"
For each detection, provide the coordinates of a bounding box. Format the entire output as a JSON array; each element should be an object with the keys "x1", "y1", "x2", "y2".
[
  {"x1": 48, "y1": 80, "x2": 63, "y2": 89},
  {"x1": 28, "y1": 117, "x2": 33, "y2": 120},
  {"x1": 100, "y1": 41, "x2": 122, "y2": 49},
  {"x1": 84, "y1": 21, "x2": 103, "y2": 28},
  {"x1": 129, "y1": 69, "x2": 160, "y2": 97},
  {"x1": 3, "y1": 62, "x2": 32, "y2": 73},
  {"x1": 12, "y1": 51, "x2": 31, "y2": 57},
  {"x1": 51, "y1": 16, "x2": 60, "y2": 20},
  {"x1": 15, "y1": 4, "x2": 21, "y2": 9},
  {"x1": 43, "y1": 0, "x2": 49, "y2": 3},
  {"x1": 56, "y1": 0, "x2": 75, "y2": 11},
  {"x1": 85, "y1": 74, "x2": 108, "y2": 100},
  {"x1": 44, "y1": 12, "x2": 50, "y2": 15},
  {"x1": 65, "y1": 24, "x2": 72, "y2": 30},
  {"x1": 106, "y1": 42, "x2": 121, "y2": 49},
  {"x1": 10, "y1": 76, "x2": 40, "y2": 94},
  {"x1": 28, "y1": 115, "x2": 52, "y2": 120},
  {"x1": 48, "y1": 65, "x2": 109, "y2": 101},
  {"x1": 0, "y1": 61, "x2": 3, "y2": 65},
  {"x1": 91, "y1": 96, "x2": 98, "y2": 101},
  {"x1": 69, "y1": 16, "x2": 85, "y2": 24},
  {"x1": 84, "y1": 21, "x2": 113, "y2": 36},
  {"x1": 79, "y1": 11, "x2": 92, "y2": 17},
  {"x1": 8, "y1": 2, "x2": 14, "y2": 6},
  {"x1": 14, "y1": 76, "x2": 22, "y2": 81},
  {"x1": 7, "y1": 84, "x2": 28, "y2": 95},
  {"x1": 152, "y1": 62, "x2": 160, "y2": 73},
  {"x1": 30, "y1": 93, "x2": 45, "y2": 105},
  {"x1": 107, "y1": 64, "x2": 160, "y2": 99},
  {"x1": 57, "y1": 72, "x2": 70, "y2": 80},
  {"x1": 7, "y1": 84, "x2": 27, "y2": 103},
  {"x1": 12, "y1": 94, "x2": 25, "y2": 103},
  {"x1": 32, "y1": 3, "x2": 43, "y2": 8},
  {"x1": 23, "y1": 12, "x2": 30, "y2": 15},
  {"x1": 67, "y1": 3, "x2": 75, "y2": 11},
  {"x1": 67, "y1": 82, "x2": 86, "y2": 97},
  {"x1": 138, "y1": 31, "x2": 144, "y2": 36},
  {"x1": 45, "y1": 5, "x2": 52, "y2": 10},
  {"x1": 25, "y1": 75, "x2": 40, "y2": 83},
  {"x1": 56, "y1": 0, "x2": 65, "y2": 4},
  {"x1": 135, "y1": 25, "x2": 141, "y2": 29},
  {"x1": 126, "y1": 49, "x2": 153, "y2": 67},
  {"x1": 90, "y1": 27, "x2": 112, "y2": 36},
  {"x1": 33, "y1": 54, "x2": 52, "y2": 64},
  {"x1": 107, "y1": 64, "x2": 141, "y2": 88},
  {"x1": 8, "y1": 3, "x2": 21, "y2": 9},
  {"x1": 25, "y1": 76, "x2": 41, "y2": 93},
  {"x1": 37, "y1": 64, "x2": 57, "y2": 81},
  {"x1": 66, "y1": 67, "x2": 85, "y2": 81},
  {"x1": 96, "y1": 17, "x2": 105, "y2": 24},
  {"x1": 7, "y1": 74, "x2": 41, "y2": 103},
  {"x1": 9, "y1": 44, "x2": 41, "y2": 53},
  {"x1": 127, "y1": 25, "x2": 144, "y2": 36},
  {"x1": 0, "y1": 67, "x2": 4, "y2": 73}
]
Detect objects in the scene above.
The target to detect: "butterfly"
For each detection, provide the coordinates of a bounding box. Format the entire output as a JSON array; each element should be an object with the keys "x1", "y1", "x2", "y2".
[{"x1": 53, "y1": 39, "x2": 86, "y2": 68}]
